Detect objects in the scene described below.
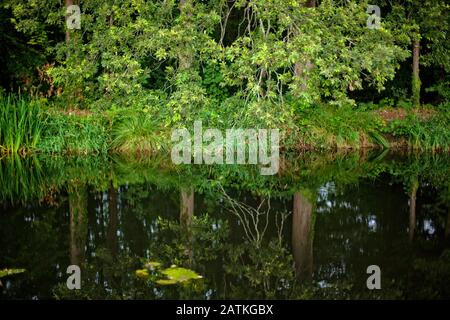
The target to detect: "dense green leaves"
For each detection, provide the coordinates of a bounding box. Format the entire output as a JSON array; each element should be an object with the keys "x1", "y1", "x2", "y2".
[{"x1": 4, "y1": 0, "x2": 445, "y2": 113}]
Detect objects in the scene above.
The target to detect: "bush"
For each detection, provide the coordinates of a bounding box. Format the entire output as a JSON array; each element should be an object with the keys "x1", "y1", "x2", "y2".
[{"x1": 111, "y1": 110, "x2": 167, "y2": 155}]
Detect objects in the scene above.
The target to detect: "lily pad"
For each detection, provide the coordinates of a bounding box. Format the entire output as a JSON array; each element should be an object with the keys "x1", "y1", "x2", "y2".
[
  {"x1": 157, "y1": 266, "x2": 203, "y2": 285},
  {"x1": 135, "y1": 269, "x2": 150, "y2": 279},
  {"x1": 156, "y1": 279, "x2": 178, "y2": 285},
  {"x1": 0, "y1": 268, "x2": 26, "y2": 278},
  {"x1": 144, "y1": 261, "x2": 161, "y2": 270}
]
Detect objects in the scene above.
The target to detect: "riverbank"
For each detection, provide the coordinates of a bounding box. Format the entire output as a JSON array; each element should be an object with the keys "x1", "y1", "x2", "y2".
[{"x1": 1, "y1": 95, "x2": 449, "y2": 156}]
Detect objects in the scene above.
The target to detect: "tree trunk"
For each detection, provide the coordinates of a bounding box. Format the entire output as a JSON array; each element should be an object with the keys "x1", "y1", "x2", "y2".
[
  {"x1": 293, "y1": 0, "x2": 315, "y2": 95},
  {"x1": 409, "y1": 179, "x2": 418, "y2": 242},
  {"x1": 412, "y1": 39, "x2": 421, "y2": 107},
  {"x1": 178, "y1": 0, "x2": 193, "y2": 70},
  {"x1": 292, "y1": 191, "x2": 314, "y2": 281},
  {"x1": 69, "y1": 183, "x2": 88, "y2": 266},
  {"x1": 65, "y1": 0, "x2": 73, "y2": 43}
]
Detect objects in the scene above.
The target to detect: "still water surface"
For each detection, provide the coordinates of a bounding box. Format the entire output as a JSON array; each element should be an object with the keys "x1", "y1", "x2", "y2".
[{"x1": 1, "y1": 151, "x2": 449, "y2": 299}]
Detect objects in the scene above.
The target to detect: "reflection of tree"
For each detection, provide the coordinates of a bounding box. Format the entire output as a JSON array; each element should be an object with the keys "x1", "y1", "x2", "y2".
[
  {"x1": 292, "y1": 191, "x2": 314, "y2": 281},
  {"x1": 409, "y1": 178, "x2": 418, "y2": 242},
  {"x1": 444, "y1": 185, "x2": 450, "y2": 240},
  {"x1": 180, "y1": 187, "x2": 194, "y2": 262},
  {"x1": 446, "y1": 210, "x2": 450, "y2": 239},
  {"x1": 68, "y1": 183, "x2": 88, "y2": 266},
  {"x1": 4, "y1": 151, "x2": 450, "y2": 299},
  {"x1": 107, "y1": 181, "x2": 119, "y2": 258},
  {"x1": 221, "y1": 186, "x2": 271, "y2": 248},
  {"x1": 220, "y1": 187, "x2": 296, "y2": 299},
  {"x1": 180, "y1": 187, "x2": 194, "y2": 227}
]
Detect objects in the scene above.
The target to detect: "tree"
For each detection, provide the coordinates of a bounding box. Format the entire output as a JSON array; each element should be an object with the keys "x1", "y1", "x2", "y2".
[
  {"x1": 107, "y1": 181, "x2": 119, "y2": 258},
  {"x1": 68, "y1": 183, "x2": 88, "y2": 266},
  {"x1": 293, "y1": 0, "x2": 316, "y2": 98},
  {"x1": 383, "y1": 0, "x2": 450, "y2": 106}
]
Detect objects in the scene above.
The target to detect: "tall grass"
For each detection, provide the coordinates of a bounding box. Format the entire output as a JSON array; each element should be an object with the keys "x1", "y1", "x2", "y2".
[
  {"x1": 298, "y1": 105, "x2": 388, "y2": 150},
  {"x1": 0, "y1": 95, "x2": 43, "y2": 155},
  {"x1": 38, "y1": 111, "x2": 109, "y2": 155},
  {"x1": 111, "y1": 111, "x2": 167, "y2": 155},
  {"x1": 387, "y1": 111, "x2": 450, "y2": 151}
]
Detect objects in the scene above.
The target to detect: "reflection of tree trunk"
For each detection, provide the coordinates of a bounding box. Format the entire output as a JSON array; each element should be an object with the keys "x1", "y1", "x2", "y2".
[
  {"x1": 107, "y1": 181, "x2": 118, "y2": 258},
  {"x1": 69, "y1": 184, "x2": 88, "y2": 266},
  {"x1": 292, "y1": 191, "x2": 313, "y2": 281},
  {"x1": 180, "y1": 187, "x2": 194, "y2": 262},
  {"x1": 409, "y1": 180, "x2": 418, "y2": 242},
  {"x1": 180, "y1": 187, "x2": 194, "y2": 227},
  {"x1": 445, "y1": 209, "x2": 450, "y2": 239}
]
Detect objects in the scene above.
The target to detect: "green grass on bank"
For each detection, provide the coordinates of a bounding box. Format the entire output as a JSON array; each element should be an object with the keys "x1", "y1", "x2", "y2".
[
  {"x1": 38, "y1": 110, "x2": 109, "y2": 155},
  {"x1": 386, "y1": 108, "x2": 450, "y2": 152},
  {"x1": 295, "y1": 105, "x2": 389, "y2": 150},
  {"x1": 0, "y1": 94, "x2": 449, "y2": 156},
  {"x1": 295, "y1": 103, "x2": 450, "y2": 152},
  {"x1": 110, "y1": 109, "x2": 168, "y2": 155},
  {"x1": 0, "y1": 95, "x2": 42, "y2": 155}
]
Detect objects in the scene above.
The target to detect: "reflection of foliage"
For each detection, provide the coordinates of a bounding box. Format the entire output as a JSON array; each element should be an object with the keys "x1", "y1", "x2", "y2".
[
  {"x1": 53, "y1": 248, "x2": 144, "y2": 300},
  {"x1": 217, "y1": 189, "x2": 299, "y2": 299},
  {"x1": 221, "y1": 186, "x2": 271, "y2": 248},
  {"x1": 0, "y1": 156, "x2": 46, "y2": 203},
  {"x1": 223, "y1": 240, "x2": 299, "y2": 299},
  {"x1": 0, "y1": 155, "x2": 111, "y2": 204},
  {"x1": 0, "y1": 268, "x2": 25, "y2": 278},
  {"x1": 1, "y1": 151, "x2": 450, "y2": 300},
  {"x1": 389, "y1": 152, "x2": 450, "y2": 189},
  {"x1": 311, "y1": 250, "x2": 450, "y2": 300},
  {"x1": 150, "y1": 215, "x2": 229, "y2": 267},
  {"x1": 0, "y1": 268, "x2": 26, "y2": 286},
  {"x1": 4, "y1": 150, "x2": 449, "y2": 206},
  {"x1": 408, "y1": 250, "x2": 450, "y2": 299},
  {"x1": 220, "y1": 185, "x2": 290, "y2": 248}
]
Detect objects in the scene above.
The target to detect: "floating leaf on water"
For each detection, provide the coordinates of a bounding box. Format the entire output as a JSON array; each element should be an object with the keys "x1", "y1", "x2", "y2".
[
  {"x1": 144, "y1": 261, "x2": 161, "y2": 270},
  {"x1": 135, "y1": 269, "x2": 150, "y2": 279},
  {"x1": 0, "y1": 268, "x2": 26, "y2": 278},
  {"x1": 156, "y1": 279, "x2": 178, "y2": 285},
  {"x1": 157, "y1": 266, "x2": 203, "y2": 285}
]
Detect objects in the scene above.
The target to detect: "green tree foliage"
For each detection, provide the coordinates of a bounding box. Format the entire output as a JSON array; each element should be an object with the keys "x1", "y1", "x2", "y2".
[
  {"x1": 1, "y1": 0, "x2": 449, "y2": 131},
  {"x1": 380, "y1": 0, "x2": 450, "y2": 105}
]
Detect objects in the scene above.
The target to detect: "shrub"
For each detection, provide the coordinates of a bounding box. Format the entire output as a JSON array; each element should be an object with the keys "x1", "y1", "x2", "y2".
[{"x1": 111, "y1": 110, "x2": 167, "y2": 155}]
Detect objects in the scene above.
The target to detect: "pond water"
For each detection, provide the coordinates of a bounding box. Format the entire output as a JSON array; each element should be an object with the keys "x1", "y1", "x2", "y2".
[{"x1": 0, "y1": 151, "x2": 449, "y2": 299}]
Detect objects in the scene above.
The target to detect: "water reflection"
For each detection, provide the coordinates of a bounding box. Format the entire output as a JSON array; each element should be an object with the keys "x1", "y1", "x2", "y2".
[
  {"x1": 0, "y1": 151, "x2": 449, "y2": 299},
  {"x1": 292, "y1": 191, "x2": 314, "y2": 282}
]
